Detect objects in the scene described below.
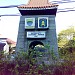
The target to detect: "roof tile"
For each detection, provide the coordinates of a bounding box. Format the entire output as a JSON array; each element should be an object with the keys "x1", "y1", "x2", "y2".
[{"x1": 18, "y1": 0, "x2": 58, "y2": 9}]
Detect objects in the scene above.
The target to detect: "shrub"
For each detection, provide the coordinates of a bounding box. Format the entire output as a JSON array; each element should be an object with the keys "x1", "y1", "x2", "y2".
[{"x1": 0, "y1": 48, "x2": 75, "y2": 75}]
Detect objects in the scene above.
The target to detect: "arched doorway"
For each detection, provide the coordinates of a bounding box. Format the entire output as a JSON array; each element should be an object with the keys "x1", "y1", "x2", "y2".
[
  {"x1": 29, "y1": 41, "x2": 46, "y2": 58},
  {"x1": 29, "y1": 41, "x2": 44, "y2": 49}
]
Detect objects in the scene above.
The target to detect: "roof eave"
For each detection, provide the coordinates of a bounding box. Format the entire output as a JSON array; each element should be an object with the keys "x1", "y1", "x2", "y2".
[{"x1": 18, "y1": 6, "x2": 58, "y2": 10}]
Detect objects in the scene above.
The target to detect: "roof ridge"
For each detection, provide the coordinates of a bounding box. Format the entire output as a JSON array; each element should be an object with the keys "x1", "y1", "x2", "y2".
[
  {"x1": 18, "y1": 0, "x2": 58, "y2": 9},
  {"x1": 6, "y1": 38, "x2": 16, "y2": 44}
]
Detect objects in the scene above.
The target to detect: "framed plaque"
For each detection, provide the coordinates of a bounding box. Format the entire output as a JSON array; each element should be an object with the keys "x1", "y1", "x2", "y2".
[
  {"x1": 38, "y1": 17, "x2": 48, "y2": 29},
  {"x1": 25, "y1": 18, "x2": 35, "y2": 29},
  {"x1": 27, "y1": 31, "x2": 46, "y2": 38}
]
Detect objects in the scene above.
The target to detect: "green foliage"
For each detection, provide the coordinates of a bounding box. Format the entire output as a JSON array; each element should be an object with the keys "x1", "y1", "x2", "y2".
[
  {"x1": 58, "y1": 26, "x2": 75, "y2": 46},
  {"x1": 0, "y1": 51, "x2": 4, "y2": 59},
  {"x1": 15, "y1": 50, "x2": 29, "y2": 62},
  {"x1": 58, "y1": 26, "x2": 75, "y2": 54},
  {"x1": 1, "y1": 48, "x2": 75, "y2": 75},
  {"x1": 1, "y1": 42, "x2": 75, "y2": 75},
  {"x1": 50, "y1": 49, "x2": 57, "y2": 60}
]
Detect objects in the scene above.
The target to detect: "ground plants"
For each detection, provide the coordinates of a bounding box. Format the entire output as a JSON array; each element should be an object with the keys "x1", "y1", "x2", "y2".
[{"x1": 0, "y1": 47, "x2": 75, "y2": 75}]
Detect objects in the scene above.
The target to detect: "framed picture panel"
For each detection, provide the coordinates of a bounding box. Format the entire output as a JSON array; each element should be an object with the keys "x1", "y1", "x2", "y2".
[
  {"x1": 38, "y1": 17, "x2": 48, "y2": 29},
  {"x1": 25, "y1": 18, "x2": 35, "y2": 29}
]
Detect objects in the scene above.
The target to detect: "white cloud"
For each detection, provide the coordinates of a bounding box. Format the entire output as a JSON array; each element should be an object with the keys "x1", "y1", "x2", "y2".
[
  {"x1": 0, "y1": 0, "x2": 75, "y2": 42},
  {"x1": 0, "y1": 16, "x2": 20, "y2": 42},
  {"x1": 56, "y1": 11, "x2": 75, "y2": 34}
]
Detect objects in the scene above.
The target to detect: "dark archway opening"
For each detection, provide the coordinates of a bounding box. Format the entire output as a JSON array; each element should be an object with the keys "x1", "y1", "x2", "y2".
[
  {"x1": 29, "y1": 41, "x2": 44, "y2": 49},
  {"x1": 29, "y1": 41, "x2": 46, "y2": 58}
]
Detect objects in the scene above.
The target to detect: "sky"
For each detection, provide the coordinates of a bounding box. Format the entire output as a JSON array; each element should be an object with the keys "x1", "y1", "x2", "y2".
[{"x1": 0, "y1": 0, "x2": 75, "y2": 42}]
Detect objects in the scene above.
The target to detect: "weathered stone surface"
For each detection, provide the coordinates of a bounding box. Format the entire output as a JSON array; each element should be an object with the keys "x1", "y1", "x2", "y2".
[{"x1": 16, "y1": 15, "x2": 58, "y2": 57}]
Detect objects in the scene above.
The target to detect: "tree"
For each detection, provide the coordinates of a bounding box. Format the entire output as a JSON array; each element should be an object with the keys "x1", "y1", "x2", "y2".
[{"x1": 58, "y1": 26, "x2": 75, "y2": 51}]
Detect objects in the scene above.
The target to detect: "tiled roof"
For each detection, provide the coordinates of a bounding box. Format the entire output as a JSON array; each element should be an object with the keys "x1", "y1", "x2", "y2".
[
  {"x1": 18, "y1": 0, "x2": 58, "y2": 9},
  {"x1": 0, "y1": 34, "x2": 16, "y2": 45},
  {"x1": 6, "y1": 38, "x2": 16, "y2": 44}
]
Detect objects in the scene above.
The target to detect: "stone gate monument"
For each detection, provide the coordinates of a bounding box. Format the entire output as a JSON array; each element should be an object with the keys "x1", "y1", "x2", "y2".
[{"x1": 16, "y1": 0, "x2": 59, "y2": 56}]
